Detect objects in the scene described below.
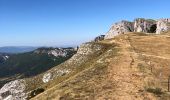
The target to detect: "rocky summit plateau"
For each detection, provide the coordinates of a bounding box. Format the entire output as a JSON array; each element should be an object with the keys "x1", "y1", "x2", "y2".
[
  {"x1": 105, "y1": 18, "x2": 170, "y2": 39},
  {"x1": 1, "y1": 18, "x2": 170, "y2": 100}
]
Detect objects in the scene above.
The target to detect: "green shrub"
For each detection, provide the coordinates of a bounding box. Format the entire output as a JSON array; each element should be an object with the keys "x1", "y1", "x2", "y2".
[
  {"x1": 29, "y1": 88, "x2": 45, "y2": 99},
  {"x1": 146, "y1": 88, "x2": 163, "y2": 96}
]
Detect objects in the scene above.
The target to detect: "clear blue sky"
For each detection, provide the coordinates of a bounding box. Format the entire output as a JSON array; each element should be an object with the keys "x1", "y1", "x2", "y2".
[{"x1": 0, "y1": 0, "x2": 170, "y2": 47}]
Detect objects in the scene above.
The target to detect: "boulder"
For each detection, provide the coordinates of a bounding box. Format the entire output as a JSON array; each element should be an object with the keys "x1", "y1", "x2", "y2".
[
  {"x1": 0, "y1": 80, "x2": 26, "y2": 100},
  {"x1": 42, "y1": 73, "x2": 52, "y2": 83}
]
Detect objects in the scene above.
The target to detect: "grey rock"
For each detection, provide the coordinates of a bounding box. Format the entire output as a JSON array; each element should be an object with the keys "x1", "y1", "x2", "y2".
[
  {"x1": 94, "y1": 35, "x2": 105, "y2": 42},
  {"x1": 105, "y1": 21, "x2": 134, "y2": 39},
  {"x1": 156, "y1": 18, "x2": 170, "y2": 34},
  {"x1": 134, "y1": 18, "x2": 156, "y2": 33},
  {"x1": 42, "y1": 73, "x2": 52, "y2": 83},
  {"x1": 77, "y1": 43, "x2": 103, "y2": 55},
  {"x1": 0, "y1": 80, "x2": 26, "y2": 100},
  {"x1": 104, "y1": 18, "x2": 170, "y2": 39},
  {"x1": 42, "y1": 69, "x2": 70, "y2": 83},
  {"x1": 34, "y1": 48, "x2": 75, "y2": 57}
]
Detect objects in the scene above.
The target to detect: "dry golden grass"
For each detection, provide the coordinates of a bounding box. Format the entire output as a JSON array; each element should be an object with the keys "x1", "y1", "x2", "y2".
[{"x1": 31, "y1": 32, "x2": 170, "y2": 100}]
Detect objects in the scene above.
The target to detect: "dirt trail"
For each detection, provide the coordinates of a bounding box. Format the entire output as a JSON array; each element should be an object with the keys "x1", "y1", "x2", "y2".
[
  {"x1": 32, "y1": 34, "x2": 161, "y2": 100},
  {"x1": 104, "y1": 35, "x2": 157, "y2": 100}
]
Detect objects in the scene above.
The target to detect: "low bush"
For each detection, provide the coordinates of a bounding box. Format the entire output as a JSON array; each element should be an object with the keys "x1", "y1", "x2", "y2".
[{"x1": 146, "y1": 88, "x2": 163, "y2": 96}]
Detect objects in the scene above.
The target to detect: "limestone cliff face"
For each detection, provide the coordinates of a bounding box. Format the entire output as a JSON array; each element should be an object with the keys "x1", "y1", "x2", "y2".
[
  {"x1": 134, "y1": 18, "x2": 156, "y2": 33},
  {"x1": 105, "y1": 21, "x2": 134, "y2": 39},
  {"x1": 156, "y1": 18, "x2": 170, "y2": 34},
  {"x1": 33, "y1": 48, "x2": 75, "y2": 57},
  {"x1": 105, "y1": 18, "x2": 170, "y2": 39}
]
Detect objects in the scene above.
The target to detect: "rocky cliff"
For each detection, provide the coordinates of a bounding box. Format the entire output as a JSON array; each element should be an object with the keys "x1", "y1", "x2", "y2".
[
  {"x1": 105, "y1": 18, "x2": 170, "y2": 39},
  {"x1": 105, "y1": 21, "x2": 134, "y2": 39},
  {"x1": 156, "y1": 18, "x2": 170, "y2": 34},
  {"x1": 134, "y1": 18, "x2": 156, "y2": 33}
]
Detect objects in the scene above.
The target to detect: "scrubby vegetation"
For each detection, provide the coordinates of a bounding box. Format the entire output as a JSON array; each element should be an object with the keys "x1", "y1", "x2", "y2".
[{"x1": 146, "y1": 88, "x2": 163, "y2": 96}]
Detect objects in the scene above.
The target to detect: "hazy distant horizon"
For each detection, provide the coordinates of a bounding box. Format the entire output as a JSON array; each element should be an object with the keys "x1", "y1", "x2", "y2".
[
  {"x1": 0, "y1": 45, "x2": 78, "y2": 54},
  {"x1": 0, "y1": 45, "x2": 78, "y2": 48}
]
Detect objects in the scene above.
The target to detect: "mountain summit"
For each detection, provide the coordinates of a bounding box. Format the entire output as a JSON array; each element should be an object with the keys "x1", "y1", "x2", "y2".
[{"x1": 105, "y1": 18, "x2": 170, "y2": 39}]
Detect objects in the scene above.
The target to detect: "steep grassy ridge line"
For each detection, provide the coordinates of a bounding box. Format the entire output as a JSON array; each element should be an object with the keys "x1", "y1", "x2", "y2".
[
  {"x1": 22, "y1": 32, "x2": 170, "y2": 100},
  {"x1": 31, "y1": 42, "x2": 119, "y2": 100},
  {"x1": 1, "y1": 33, "x2": 170, "y2": 100},
  {"x1": 32, "y1": 33, "x2": 165, "y2": 100},
  {"x1": 19, "y1": 42, "x2": 114, "y2": 99}
]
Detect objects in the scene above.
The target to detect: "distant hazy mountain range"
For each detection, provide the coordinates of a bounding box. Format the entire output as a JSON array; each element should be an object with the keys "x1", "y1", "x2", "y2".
[{"x1": 0, "y1": 46, "x2": 38, "y2": 53}]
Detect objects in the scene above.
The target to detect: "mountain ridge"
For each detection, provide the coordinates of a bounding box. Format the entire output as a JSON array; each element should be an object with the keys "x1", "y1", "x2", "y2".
[
  {"x1": 1, "y1": 18, "x2": 170, "y2": 100},
  {"x1": 0, "y1": 47, "x2": 76, "y2": 89},
  {"x1": 105, "y1": 18, "x2": 170, "y2": 39}
]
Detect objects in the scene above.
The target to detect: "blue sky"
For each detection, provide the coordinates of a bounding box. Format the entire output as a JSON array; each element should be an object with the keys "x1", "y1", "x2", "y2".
[{"x1": 0, "y1": 0, "x2": 170, "y2": 47}]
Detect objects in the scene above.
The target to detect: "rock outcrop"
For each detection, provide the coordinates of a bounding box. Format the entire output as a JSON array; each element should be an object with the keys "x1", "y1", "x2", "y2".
[
  {"x1": 156, "y1": 18, "x2": 170, "y2": 34},
  {"x1": 34, "y1": 47, "x2": 76, "y2": 57},
  {"x1": 105, "y1": 21, "x2": 134, "y2": 39},
  {"x1": 105, "y1": 18, "x2": 170, "y2": 39},
  {"x1": 94, "y1": 35, "x2": 105, "y2": 42},
  {"x1": 134, "y1": 18, "x2": 156, "y2": 33},
  {"x1": 0, "y1": 80, "x2": 26, "y2": 100}
]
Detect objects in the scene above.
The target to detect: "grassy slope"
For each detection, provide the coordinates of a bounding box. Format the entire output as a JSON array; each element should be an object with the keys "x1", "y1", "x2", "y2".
[{"x1": 32, "y1": 32, "x2": 170, "y2": 100}]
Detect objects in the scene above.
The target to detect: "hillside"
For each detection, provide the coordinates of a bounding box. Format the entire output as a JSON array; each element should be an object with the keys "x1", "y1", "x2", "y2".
[
  {"x1": 0, "y1": 47, "x2": 76, "y2": 88},
  {"x1": 1, "y1": 18, "x2": 170, "y2": 100},
  {"x1": 1, "y1": 32, "x2": 170, "y2": 100},
  {"x1": 0, "y1": 53, "x2": 10, "y2": 63},
  {"x1": 31, "y1": 32, "x2": 170, "y2": 100}
]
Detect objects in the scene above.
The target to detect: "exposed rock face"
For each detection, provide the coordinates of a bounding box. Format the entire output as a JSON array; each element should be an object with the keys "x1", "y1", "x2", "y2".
[
  {"x1": 77, "y1": 43, "x2": 103, "y2": 55},
  {"x1": 94, "y1": 35, "x2": 105, "y2": 42},
  {"x1": 0, "y1": 80, "x2": 26, "y2": 100},
  {"x1": 105, "y1": 18, "x2": 170, "y2": 39},
  {"x1": 105, "y1": 21, "x2": 134, "y2": 39},
  {"x1": 67, "y1": 43, "x2": 104, "y2": 66},
  {"x1": 34, "y1": 48, "x2": 76, "y2": 57},
  {"x1": 42, "y1": 69, "x2": 70, "y2": 83},
  {"x1": 156, "y1": 18, "x2": 170, "y2": 34},
  {"x1": 42, "y1": 73, "x2": 52, "y2": 83},
  {"x1": 134, "y1": 18, "x2": 156, "y2": 33}
]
